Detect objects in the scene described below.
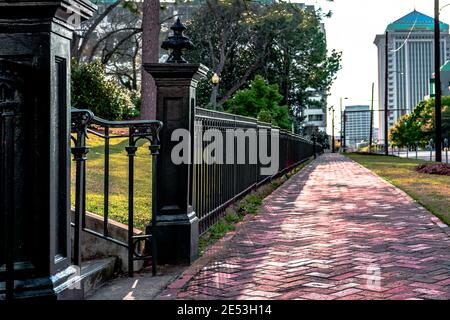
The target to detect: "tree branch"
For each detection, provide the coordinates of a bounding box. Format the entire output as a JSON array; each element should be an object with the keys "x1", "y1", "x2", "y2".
[
  {"x1": 217, "y1": 39, "x2": 271, "y2": 106},
  {"x1": 89, "y1": 27, "x2": 142, "y2": 62},
  {"x1": 102, "y1": 29, "x2": 142, "y2": 65},
  {"x1": 75, "y1": 0, "x2": 126, "y2": 63},
  {"x1": 217, "y1": 59, "x2": 263, "y2": 107}
]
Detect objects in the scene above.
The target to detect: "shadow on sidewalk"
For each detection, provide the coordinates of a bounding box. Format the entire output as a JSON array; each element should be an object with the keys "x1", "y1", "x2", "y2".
[
  {"x1": 158, "y1": 154, "x2": 450, "y2": 300},
  {"x1": 160, "y1": 157, "x2": 320, "y2": 300}
]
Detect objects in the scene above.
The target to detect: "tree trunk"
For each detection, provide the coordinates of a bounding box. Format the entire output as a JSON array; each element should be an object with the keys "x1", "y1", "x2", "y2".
[
  {"x1": 217, "y1": 58, "x2": 264, "y2": 107},
  {"x1": 71, "y1": 33, "x2": 81, "y2": 63},
  {"x1": 140, "y1": 0, "x2": 160, "y2": 119}
]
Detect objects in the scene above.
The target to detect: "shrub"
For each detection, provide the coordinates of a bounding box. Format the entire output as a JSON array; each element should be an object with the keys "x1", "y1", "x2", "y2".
[
  {"x1": 72, "y1": 60, "x2": 139, "y2": 120},
  {"x1": 258, "y1": 109, "x2": 273, "y2": 123},
  {"x1": 415, "y1": 163, "x2": 450, "y2": 176}
]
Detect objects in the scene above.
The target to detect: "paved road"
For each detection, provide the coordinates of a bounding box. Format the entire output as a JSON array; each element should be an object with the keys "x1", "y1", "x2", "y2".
[
  {"x1": 159, "y1": 154, "x2": 450, "y2": 300},
  {"x1": 395, "y1": 150, "x2": 450, "y2": 163}
]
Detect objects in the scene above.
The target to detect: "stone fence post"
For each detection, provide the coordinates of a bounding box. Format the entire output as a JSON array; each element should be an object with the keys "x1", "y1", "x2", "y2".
[
  {"x1": 0, "y1": 0, "x2": 96, "y2": 299},
  {"x1": 144, "y1": 64, "x2": 208, "y2": 264},
  {"x1": 144, "y1": 18, "x2": 208, "y2": 264}
]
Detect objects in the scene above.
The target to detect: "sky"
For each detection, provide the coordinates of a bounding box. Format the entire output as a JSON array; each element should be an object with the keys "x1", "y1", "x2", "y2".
[{"x1": 300, "y1": 0, "x2": 450, "y2": 135}]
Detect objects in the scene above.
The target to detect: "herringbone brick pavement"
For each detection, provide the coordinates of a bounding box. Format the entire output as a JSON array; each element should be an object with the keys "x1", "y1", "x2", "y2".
[{"x1": 159, "y1": 154, "x2": 450, "y2": 300}]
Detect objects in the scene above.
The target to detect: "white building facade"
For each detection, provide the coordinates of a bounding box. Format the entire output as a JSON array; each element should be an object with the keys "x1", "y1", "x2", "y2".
[{"x1": 374, "y1": 10, "x2": 450, "y2": 144}]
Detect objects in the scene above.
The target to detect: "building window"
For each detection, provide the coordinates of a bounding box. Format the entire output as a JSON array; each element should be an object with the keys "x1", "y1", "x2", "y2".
[
  {"x1": 308, "y1": 104, "x2": 324, "y2": 110},
  {"x1": 308, "y1": 114, "x2": 323, "y2": 122}
]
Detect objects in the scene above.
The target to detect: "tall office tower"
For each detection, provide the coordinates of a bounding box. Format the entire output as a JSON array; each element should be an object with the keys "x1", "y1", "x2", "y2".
[
  {"x1": 344, "y1": 105, "x2": 371, "y2": 147},
  {"x1": 374, "y1": 10, "x2": 450, "y2": 143}
]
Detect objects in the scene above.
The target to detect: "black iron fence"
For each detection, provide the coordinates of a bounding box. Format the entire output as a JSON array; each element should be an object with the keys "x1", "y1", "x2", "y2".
[
  {"x1": 386, "y1": 139, "x2": 450, "y2": 163},
  {"x1": 194, "y1": 107, "x2": 322, "y2": 234},
  {"x1": 69, "y1": 106, "x2": 321, "y2": 272},
  {"x1": 70, "y1": 109, "x2": 162, "y2": 276}
]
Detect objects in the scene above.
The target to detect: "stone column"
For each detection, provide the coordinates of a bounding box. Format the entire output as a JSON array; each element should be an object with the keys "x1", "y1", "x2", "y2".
[
  {"x1": 0, "y1": 0, "x2": 96, "y2": 300},
  {"x1": 144, "y1": 63, "x2": 208, "y2": 264}
]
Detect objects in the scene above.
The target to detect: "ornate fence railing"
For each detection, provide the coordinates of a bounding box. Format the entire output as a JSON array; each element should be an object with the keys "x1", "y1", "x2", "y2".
[
  {"x1": 194, "y1": 107, "x2": 322, "y2": 234},
  {"x1": 70, "y1": 109, "x2": 163, "y2": 276}
]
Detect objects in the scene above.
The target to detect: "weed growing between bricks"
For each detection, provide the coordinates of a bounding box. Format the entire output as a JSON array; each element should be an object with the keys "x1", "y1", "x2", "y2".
[{"x1": 198, "y1": 157, "x2": 314, "y2": 255}]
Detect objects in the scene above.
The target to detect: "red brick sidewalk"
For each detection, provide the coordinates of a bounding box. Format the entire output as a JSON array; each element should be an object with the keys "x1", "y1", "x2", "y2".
[{"x1": 158, "y1": 154, "x2": 450, "y2": 300}]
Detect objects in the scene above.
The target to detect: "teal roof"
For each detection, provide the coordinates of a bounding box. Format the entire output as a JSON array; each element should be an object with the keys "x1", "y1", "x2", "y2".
[
  {"x1": 387, "y1": 10, "x2": 448, "y2": 32},
  {"x1": 441, "y1": 60, "x2": 450, "y2": 71}
]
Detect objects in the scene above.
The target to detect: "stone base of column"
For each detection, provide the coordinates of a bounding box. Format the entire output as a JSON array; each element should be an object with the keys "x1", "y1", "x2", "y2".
[
  {"x1": 1, "y1": 265, "x2": 84, "y2": 300},
  {"x1": 148, "y1": 211, "x2": 199, "y2": 265}
]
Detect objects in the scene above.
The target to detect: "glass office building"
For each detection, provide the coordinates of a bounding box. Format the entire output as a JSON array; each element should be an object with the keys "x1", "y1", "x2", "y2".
[{"x1": 344, "y1": 105, "x2": 371, "y2": 147}]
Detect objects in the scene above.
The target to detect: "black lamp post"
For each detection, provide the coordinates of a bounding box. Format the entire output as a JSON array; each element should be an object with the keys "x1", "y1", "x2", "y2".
[
  {"x1": 343, "y1": 109, "x2": 347, "y2": 153},
  {"x1": 384, "y1": 31, "x2": 389, "y2": 156},
  {"x1": 369, "y1": 83, "x2": 374, "y2": 152},
  {"x1": 435, "y1": 0, "x2": 443, "y2": 162},
  {"x1": 311, "y1": 130, "x2": 317, "y2": 159},
  {"x1": 340, "y1": 97, "x2": 348, "y2": 151},
  {"x1": 329, "y1": 106, "x2": 335, "y2": 153},
  {"x1": 211, "y1": 72, "x2": 220, "y2": 110}
]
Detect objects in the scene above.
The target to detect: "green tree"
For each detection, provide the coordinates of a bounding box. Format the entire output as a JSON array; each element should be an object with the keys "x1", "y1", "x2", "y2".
[
  {"x1": 186, "y1": 0, "x2": 341, "y2": 120},
  {"x1": 389, "y1": 97, "x2": 450, "y2": 148},
  {"x1": 389, "y1": 114, "x2": 413, "y2": 148},
  {"x1": 314, "y1": 130, "x2": 330, "y2": 149},
  {"x1": 260, "y1": 2, "x2": 341, "y2": 121},
  {"x1": 428, "y1": 97, "x2": 450, "y2": 140},
  {"x1": 72, "y1": 60, "x2": 139, "y2": 120},
  {"x1": 227, "y1": 75, "x2": 291, "y2": 130},
  {"x1": 186, "y1": 0, "x2": 274, "y2": 109}
]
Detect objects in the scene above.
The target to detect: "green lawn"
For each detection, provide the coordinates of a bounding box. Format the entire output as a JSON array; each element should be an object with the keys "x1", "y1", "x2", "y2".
[
  {"x1": 346, "y1": 153, "x2": 450, "y2": 226},
  {"x1": 71, "y1": 134, "x2": 153, "y2": 230}
]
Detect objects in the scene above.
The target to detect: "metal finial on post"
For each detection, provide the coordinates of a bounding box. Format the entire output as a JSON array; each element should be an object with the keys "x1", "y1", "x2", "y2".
[{"x1": 161, "y1": 17, "x2": 194, "y2": 63}]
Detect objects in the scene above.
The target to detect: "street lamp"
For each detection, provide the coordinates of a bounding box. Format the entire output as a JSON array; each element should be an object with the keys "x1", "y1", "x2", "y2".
[
  {"x1": 435, "y1": 0, "x2": 443, "y2": 162},
  {"x1": 311, "y1": 128, "x2": 318, "y2": 159},
  {"x1": 210, "y1": 72, "x2": 220, "y2": 110},
  {"x1": 211, "y1": 73, "x2": 220, "y2": 86},
  {"x1": 384, "y1": 30, "x2": 389, "y2": 156},
  {"x1": 340, "y1": 97, "x2": 348, "y2": 151},
  {"x1": 369, "y1": 82, "x2": 375, "y2": 152},
  {"x1": 329, "y1": 106, "x2": 335, "y2": 153}
]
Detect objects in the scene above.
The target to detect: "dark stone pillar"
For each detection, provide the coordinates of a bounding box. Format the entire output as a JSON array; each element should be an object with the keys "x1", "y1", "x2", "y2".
[
  {"x1": 144, "y1": 63, "x2": 208, "y2": 264},
  {"x1": 0, "y1": 0, "x2": 96, "y2": 300}
]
